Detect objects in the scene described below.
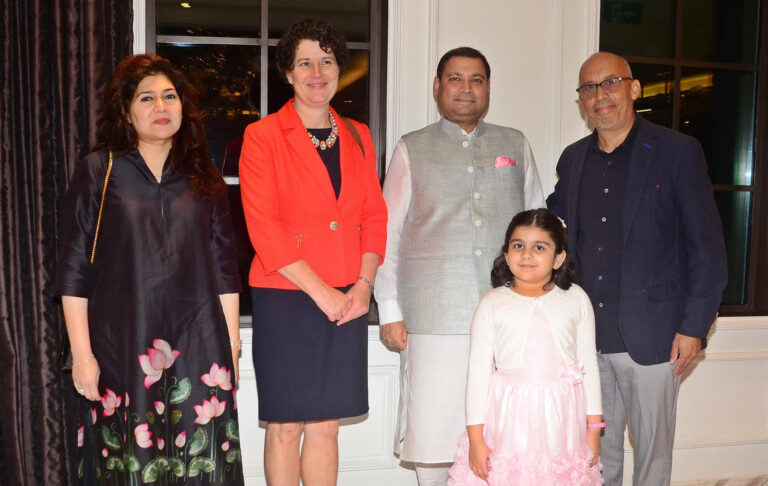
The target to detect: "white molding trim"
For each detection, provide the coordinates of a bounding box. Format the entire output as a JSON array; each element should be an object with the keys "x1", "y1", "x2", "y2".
[
  {"x1": 132, "y1": 0, "x2": 146, "y2": 54},
  {"x1": 426, "y1": 0, "x2": 440, "y2": 126},
  {"x1": 386, "y1": 0, "x2": 403, "y2": 161},
  {"x1": 549, "y1": 0, "x2": 565, "y2": 179},
  {"x1": 673, "y1": 477, "x2": 768, "y2": 486},
  {"x1": 585, "y1": 0, "x2": 600, "y2": 55},
  {"x1": 674, "y1": 432, "x2": 768, "y2": 450},
  {"x1": 714, "y1": 315, "x2": 768, "y2": 329},
  {"x1": 695, "y1": 350, "x2": 768, "y2": 362}
]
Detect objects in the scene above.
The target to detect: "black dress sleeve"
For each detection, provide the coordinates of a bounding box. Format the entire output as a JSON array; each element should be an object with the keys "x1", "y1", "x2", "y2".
[
  {"x1": 53, "y1": 151, "x2": 108, "y2": 297},
  {"x1": 209, "y1": 190, "x2": 243, "y2": 295}
]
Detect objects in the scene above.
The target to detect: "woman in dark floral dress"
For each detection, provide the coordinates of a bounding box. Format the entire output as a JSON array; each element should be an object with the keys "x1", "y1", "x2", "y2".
[{"x1": 54, "y1": 54, "x2": 244, "y2": 485}]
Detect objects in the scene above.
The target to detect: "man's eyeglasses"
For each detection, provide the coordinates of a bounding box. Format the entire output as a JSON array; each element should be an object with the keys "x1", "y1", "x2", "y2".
[{"x1": 576, "y1": 77, "x2": 633, "y2": 100}]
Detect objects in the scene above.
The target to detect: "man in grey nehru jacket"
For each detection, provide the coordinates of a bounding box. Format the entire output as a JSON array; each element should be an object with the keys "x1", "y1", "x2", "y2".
[{"x1": 374, "y1": 46, "x2": 544, "y2": 486}]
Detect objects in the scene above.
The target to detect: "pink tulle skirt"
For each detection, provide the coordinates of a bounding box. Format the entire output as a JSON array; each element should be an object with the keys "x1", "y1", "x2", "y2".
[{"x1": 448, "y1": 364, "x2": 603, "y2": 486}]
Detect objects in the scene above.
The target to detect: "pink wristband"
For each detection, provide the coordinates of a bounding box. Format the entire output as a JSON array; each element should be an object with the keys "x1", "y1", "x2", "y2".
[{"x1": 587, "y1": 421, "x2": 606, "y2": 429}]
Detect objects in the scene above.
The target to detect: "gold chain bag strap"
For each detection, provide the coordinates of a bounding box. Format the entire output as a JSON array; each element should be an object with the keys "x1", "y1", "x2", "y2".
[
  {"x1": 90, "y1": 150, "x2": 113, "y2": 264},
  {"x1": 60, "y1": 150, "x2": 114, "y2": 372}
]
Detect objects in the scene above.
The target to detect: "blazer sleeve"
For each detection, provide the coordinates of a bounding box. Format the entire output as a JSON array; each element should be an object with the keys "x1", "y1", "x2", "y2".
[
  {"x1": 546, "y1": 148, "x2": 570, "y2": 220},
  {"x1": 673, "y1": 136, "x2": 728, "y2": 338},
  {"x1": 352, "y1": 120, "x2": 387, "y2": 263},
  {"x1": 239, "y1": 122, "x2": 303, "y2": 275}
]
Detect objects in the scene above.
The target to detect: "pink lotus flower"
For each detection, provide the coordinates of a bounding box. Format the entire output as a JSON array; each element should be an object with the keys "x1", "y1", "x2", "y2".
[
  {"x1": 134, "y1": 423, "x2": 153, "y2": 448},
  {"x1": 77, "y1": 425, "x2": 84, "y2": 448},
  {"x1": 101, "y1": 389, "x2": 122, "y2": 417},
  {"x1": 201, "y1": 363, "x2": 232, "y2": 391},
  {"x1": 138, "y1": 339, "x2": 180, "y2": 389},
  {"x1": 90, "y1": 408, "x2": 97, "y2": 424},
  {"x1": 158, "y1": 437, "x2": 165, "y2": 450},
  {"x1": 193, "y1": 396, "x2": 227, "y2": 425},
  {"x1": 175, "y1": 431, "x2": 186, "y2": 448},
  {"x1": 102, "y1": 448, "x2": 108, "y2": 458},
  {"x1": 221, "y1": 441, "x2": 230, "y2": 451},
  {"x1": 125, "y1": 391, "x2": 130, "y2": 407},
  {"x1": 154, "y1": 401, "x2": 165, "y2": 415}
]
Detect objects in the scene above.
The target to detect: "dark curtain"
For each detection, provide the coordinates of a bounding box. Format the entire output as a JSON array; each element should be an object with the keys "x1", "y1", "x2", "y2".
[{"x1": 0, "y1": 1, "x2": 132, "y2": 484}]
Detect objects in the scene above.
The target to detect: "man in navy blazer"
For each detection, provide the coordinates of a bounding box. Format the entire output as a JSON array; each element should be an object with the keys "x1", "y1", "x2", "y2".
[{"x1": 547, "y1": 52, "x2": 727, "y2": 485}]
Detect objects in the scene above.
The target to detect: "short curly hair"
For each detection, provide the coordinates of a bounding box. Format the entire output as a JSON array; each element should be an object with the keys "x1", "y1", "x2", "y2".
[{"x1": 274, "y1": 19, "x2": 349, "y2": 82}]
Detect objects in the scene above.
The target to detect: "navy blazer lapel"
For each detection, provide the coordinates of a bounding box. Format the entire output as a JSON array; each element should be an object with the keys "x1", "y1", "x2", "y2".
[
  {"x1": 279, "y1": 102, "x2": 337, "y2": 206},
  {"x1": 622, "y1": 118, "x2": 656, "y2": 245}
]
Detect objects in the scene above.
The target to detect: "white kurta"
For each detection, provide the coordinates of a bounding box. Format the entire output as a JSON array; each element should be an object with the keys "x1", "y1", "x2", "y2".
[{"x1": 376, "y1": 125, "x2": 545, "y2": 463}]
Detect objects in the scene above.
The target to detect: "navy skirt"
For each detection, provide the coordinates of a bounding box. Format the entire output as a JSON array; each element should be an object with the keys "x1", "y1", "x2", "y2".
[{"x1": 250, "y1": 286, "x2": 369, "y2": 422}]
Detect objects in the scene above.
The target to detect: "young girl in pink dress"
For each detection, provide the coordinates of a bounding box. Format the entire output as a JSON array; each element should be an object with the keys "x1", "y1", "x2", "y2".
[{"x1": 448, "y1": 208, "x2": 604, "y2": 485}]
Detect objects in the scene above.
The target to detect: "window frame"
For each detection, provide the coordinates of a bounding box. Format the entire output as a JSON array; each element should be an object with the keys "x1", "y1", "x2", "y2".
[
  {"x1": 602, "y1": 0, "x2": 768, "y2": 315},
  {"x1": 144, "y1": 0, "x2": 388, "y2": 176}
]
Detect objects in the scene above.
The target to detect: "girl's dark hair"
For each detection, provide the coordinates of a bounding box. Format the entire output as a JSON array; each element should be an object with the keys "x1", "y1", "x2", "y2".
[
  {"x1": 490, "y1": 208, "x2": 575, "y2": 290},
  {"x1": 93, "y1": 54, "x2": 224, "y2": 196},
  {"x1": 274, "y1": 19, "x2": 350, "y2": 82}
]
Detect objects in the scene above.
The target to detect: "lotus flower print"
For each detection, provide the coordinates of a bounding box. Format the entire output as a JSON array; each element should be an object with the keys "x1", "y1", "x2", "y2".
[
  {"x1": 134, "y1": 423, "x2": 153, "y2": 448},
  {"x1": 193, "y1": 396, "x2": 227, "y2": 425},
  {"x1": 77, "y1": 425, "x2": 84, "y2": 448},
  {"x1": 154, "y1": 401, "x2": 165, "y2": 415},
  {"x1": 175, "y1": 431, "x2": 186, "y2": 448},
  {"x1": 201, "y1": 362, "x2": 233, "y2": 390},
  {"x1": 101, "y1": 388, "x2": 122, "y2": 417},
  {"x1": 138, "y1": 339, "x2": 180, "y2": 388}
]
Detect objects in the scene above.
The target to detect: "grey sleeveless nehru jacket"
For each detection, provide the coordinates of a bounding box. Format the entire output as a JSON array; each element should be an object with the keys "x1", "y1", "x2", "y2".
[{"x1": 398, "y1": 118, "x2": 530, "y2": 334}]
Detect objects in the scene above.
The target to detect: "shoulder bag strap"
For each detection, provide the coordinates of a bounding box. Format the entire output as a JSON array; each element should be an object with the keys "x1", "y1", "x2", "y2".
[
  {"x1": 341, "y1": 116, "x2": 366, "y2": 159},
  {"x1": 90, "y1": 150, "x2": 113, "y2": 264}
]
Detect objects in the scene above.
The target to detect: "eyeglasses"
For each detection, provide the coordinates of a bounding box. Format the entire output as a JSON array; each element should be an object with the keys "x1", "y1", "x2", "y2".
[{"x1": 576, "y1": 77, "x2": 633, "y2": 100}]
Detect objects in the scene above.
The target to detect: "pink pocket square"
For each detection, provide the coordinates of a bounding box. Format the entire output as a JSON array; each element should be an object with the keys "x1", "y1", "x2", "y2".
[{"x1": 495, "y1": 155, "x2": 516, "y2": 168}]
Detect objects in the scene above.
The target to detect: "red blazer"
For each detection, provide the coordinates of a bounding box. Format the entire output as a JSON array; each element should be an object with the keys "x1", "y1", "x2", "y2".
[{"x1": 239, "y1": 100, "x2": 387, "y2": 290}]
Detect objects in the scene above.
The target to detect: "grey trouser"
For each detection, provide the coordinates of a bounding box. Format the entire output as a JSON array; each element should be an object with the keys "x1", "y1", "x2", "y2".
[{"x1": 598, "y1": 352, "x2": 681, "y2": 486}]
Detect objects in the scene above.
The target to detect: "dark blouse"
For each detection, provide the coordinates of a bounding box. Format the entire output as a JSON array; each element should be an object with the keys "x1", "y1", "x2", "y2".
[{"x1": 308, "y1": 128, "x2": 341, "y2": 199}]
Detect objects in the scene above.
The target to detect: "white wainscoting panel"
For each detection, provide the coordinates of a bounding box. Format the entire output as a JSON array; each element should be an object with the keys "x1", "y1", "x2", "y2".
[
  {"x1": 237, "y1": 327, "x2": 418, "y2": 486},
  {"x1": 614, "y1": 316, "x2": 768, "y2": 484}
]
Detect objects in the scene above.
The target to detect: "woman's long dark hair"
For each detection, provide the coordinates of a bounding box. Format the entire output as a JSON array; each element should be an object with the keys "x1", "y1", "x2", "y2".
[
  {"x1": 93, "y1": 54, "x2": 224, "y2": 196},
  {"x1": 490, "y1": 208, "x2": 575, "y2": 290}
]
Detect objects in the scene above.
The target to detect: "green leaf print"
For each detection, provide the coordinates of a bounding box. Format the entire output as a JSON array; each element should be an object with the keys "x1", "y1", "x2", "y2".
[
  {"x1": 105, "y1": 456, "x2": 124, "y2": 472},
  {"x1": 141, "y1": 456, "x2": 170, "y2": 483},
  {"x1": 224, "y1": 418, "x2": 240, "y2": 442},
  {"x1": 188, "y1": 426, "x2": 208, "y2": 456},
  {"x1": 169, "y1": 378, "x2": 191, "y2": 404},
  {"x1": 225, "y1": 449, "x2": 242, "y2": 464},
  {"x1": 123, "y1": 454, "x2": 140, "y2": 472},
  {"x1": 100, "y1": 425, "x2": 121, "y2": 451},
  {"x1": 187, "y1": 457, "x2": 215, "y2": 477},
  {"x1": 169, "y1": 457, "x2": 185, "y2": 478}
]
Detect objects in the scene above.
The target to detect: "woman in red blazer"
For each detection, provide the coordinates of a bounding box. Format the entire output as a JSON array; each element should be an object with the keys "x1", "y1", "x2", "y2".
[{"x1": 239, "y1": 19, "x2": 387, "y2": 485}]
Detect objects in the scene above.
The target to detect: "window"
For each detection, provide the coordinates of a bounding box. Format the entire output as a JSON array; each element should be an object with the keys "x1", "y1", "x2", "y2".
[
  {"x1": 146, "y1": 0, "x2": 387, "y2": 314},
  {"x1": 600, "y1": 0, "x2": 768, "y2": 314}
]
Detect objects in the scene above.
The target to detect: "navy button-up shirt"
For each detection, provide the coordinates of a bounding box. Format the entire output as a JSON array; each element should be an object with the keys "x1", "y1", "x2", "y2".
[{"x1": 576, "y1": 121, "x2": 639, "y2": 353}]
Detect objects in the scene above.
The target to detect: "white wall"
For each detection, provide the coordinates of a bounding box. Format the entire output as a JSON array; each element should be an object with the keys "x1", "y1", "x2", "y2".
[
  {"x1": 385, "y1": 0, "x2": 601, "y2": 194},
  {"x1": 132, "y1": 0, "x2": 768, "y2": 483}
]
